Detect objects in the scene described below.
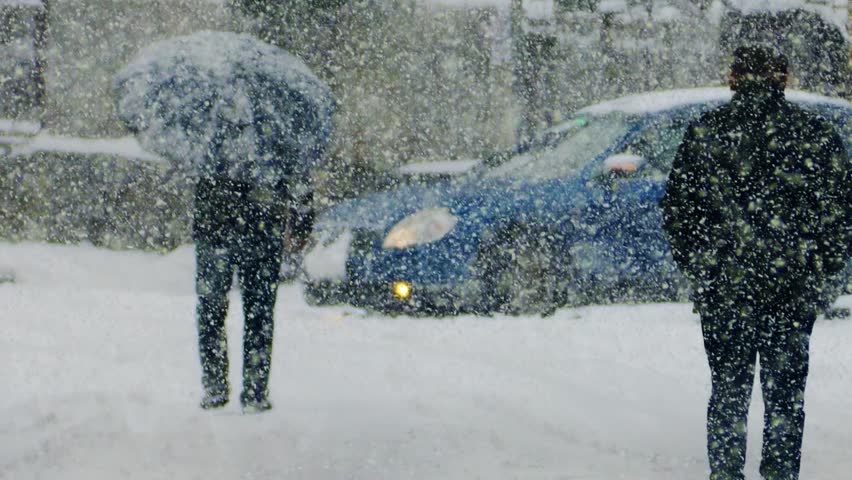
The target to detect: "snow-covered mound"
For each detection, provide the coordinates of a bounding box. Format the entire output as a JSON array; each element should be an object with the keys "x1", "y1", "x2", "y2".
[
  {"x1": 3, "y1": 241, "x2": 852, "y2": 479},
  {"x1": 8, "y1": 134, "x2": 164, "y2": 163}
]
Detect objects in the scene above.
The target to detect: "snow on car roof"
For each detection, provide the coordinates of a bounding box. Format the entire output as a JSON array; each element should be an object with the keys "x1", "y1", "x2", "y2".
[{"x1": 576, "y1": 87, "x2": 852, "y2": 116}]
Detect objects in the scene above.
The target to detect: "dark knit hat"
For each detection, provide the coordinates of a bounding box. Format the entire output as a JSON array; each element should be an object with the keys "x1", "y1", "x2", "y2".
[{"x1": 731, "y1": 45, "x2": 788, "y2": 76}]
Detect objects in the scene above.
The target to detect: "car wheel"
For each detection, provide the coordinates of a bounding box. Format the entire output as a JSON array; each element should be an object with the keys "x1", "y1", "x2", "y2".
[
  {"x1": 303, "y1": 282, "x2": 326, "y2": 306},
  {"x1": 303, "y1": 281, "x2": 344, "y2": 307},
  {"x1": 477, "y1": 226, "x2": 565, "y2": 316}
]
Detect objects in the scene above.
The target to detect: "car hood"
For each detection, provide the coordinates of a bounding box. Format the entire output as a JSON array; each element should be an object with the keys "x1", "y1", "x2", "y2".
[
  {"x1": 314, "y1": 173, "x2": 589, "y2": 233},
  {"x1": 316, "y1": 180, "x2": 465, "y2": 231}
]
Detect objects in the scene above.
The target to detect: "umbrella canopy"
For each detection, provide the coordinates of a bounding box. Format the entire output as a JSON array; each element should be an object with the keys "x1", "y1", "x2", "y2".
[{"x1": 114, "y1": 31, "x2": 335, "y2": 194}]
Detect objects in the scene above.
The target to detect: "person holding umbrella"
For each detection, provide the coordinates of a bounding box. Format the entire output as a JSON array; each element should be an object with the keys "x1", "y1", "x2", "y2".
[
  {"x1": 115, "y1": 31, "x2": 335, "y2": 413},
  {"x1": 189, "y1": 125, "x2": 298, "y2": 412}
]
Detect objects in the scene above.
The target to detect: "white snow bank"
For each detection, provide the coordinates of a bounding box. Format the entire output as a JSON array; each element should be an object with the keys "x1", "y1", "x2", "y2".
[
  {"x1": 0, "y1": 118, "x2": 40, "y2": 135},
  {"x1": 0, "y1": 242, "x2": 195, "y2": 294},
  {"x1": 8, "y1": 134, "x2": 165, "y2": 163},
  {"x1": 0, "y1": 0, "x2": 44, "y2": 7},
  {"x1": 3, "y1": 241, "x2": 852, "y2": 479}
]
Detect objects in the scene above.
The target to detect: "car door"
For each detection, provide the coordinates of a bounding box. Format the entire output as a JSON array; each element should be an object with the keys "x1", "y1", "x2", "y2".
[
  {"x1": 816, "y1": 107, "x2": 852, "y2": 299},
  {"x1": 579, "y1": 113, "x2": 691, "y2": 298}
]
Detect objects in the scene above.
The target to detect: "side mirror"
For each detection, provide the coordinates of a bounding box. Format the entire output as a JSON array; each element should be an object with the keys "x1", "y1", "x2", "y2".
[{"x1": 602, "y1": 153, "x2": 645, "y2": 178}]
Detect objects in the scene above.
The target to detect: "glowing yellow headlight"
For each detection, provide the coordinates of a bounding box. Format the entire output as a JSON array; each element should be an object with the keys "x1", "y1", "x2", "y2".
[{"x1": 392, "y1": 281, "x2": 412, "y2": 300}]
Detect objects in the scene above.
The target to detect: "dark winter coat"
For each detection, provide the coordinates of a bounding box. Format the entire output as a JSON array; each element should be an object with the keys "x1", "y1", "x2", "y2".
[
  {"x1": 660, "y1": 81, "x2": 852, "y2": 314},
  {"x1": 192, "y1": 176, "x2": 291, "y2": 245}
]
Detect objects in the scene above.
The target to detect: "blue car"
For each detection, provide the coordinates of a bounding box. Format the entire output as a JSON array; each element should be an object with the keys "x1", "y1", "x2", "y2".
[{"x1": 302, "y1": 88, "x2": 852, "y2": 315}]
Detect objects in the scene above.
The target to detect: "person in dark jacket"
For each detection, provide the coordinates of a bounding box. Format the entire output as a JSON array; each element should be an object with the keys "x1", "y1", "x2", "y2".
[
  {"x1": 661, "y1": 45, "x2": 851, "y2": 479},
  {"x1": 194, "y1": 173, "x2": 312, "y2": 413}
]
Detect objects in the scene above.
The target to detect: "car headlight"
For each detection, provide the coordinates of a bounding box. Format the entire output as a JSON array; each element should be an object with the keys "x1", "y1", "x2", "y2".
[{"x1": 382, "y1": 207, "x2": 458, "y2": 249}]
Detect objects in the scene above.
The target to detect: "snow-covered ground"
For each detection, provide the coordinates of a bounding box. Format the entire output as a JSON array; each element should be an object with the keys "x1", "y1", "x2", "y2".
[{"x1": 3, "y1": 241, "x2": 852, "y2": 479}]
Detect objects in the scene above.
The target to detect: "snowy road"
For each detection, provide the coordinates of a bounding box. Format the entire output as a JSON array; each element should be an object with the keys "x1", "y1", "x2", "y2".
[{"x1": 3, "y1": 242, "x2": 852, "y2": 479}]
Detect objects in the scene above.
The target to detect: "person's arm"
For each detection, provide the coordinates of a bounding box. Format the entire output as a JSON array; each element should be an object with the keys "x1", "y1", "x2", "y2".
[
  {"x1": 794, "y1": 121, "x2": 850, "y2": 311},
  {"x1": 813, "y1": 123, "x2": 851, "y2": 276},
  {"x1": 660, "y1": 123, "x2": 713, "y2": 283},
  {"x1": 288, "y1": 191, "x2": 315, "y2": 252},
  {"x1": 830, "y1": 131, "x2": 852, "y2": 262}
]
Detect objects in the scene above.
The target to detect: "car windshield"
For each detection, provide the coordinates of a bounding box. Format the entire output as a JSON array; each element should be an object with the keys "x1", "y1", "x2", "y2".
[{"x1": 484, "y1": 115, "x2": 629, "y2": 181}]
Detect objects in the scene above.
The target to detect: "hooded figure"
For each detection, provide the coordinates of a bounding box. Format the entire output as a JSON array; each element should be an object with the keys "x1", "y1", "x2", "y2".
[{"x1": 661, "y1": 45, "x2": 852, "y2": 479}]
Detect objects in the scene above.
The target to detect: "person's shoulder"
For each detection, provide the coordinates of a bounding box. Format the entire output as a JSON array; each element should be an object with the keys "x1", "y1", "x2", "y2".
[
  {"x1": 781, "y1": 100, "x2": 845, "y2": 162},
  {"x1": 782, "y1": 100, "x2": 836, "y2": 133},
  {"x1": 684, "y1": 104, "x2": 733, "y2": 140},
  {"x1": 695, "y1": 103, "x2": 732, "y2": 125}
]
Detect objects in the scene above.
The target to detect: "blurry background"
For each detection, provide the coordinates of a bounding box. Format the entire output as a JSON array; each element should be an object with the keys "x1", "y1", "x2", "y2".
[{"x1": 0, "y1": 0, "x2": 848, "y2": 250}]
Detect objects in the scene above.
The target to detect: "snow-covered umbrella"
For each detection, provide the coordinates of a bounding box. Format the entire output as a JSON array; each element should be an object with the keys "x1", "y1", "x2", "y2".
[{"x1": 114, "y1": 31, "x2": 336, "y2": 195}]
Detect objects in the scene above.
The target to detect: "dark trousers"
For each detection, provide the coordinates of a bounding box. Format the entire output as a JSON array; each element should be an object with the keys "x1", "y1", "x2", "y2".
[
  {"x1": 701, "y1": 302, "x2": 815, "y2": 480},
  {"x1": 195, "y1": 234, "x2": 284, "y2": 403}
]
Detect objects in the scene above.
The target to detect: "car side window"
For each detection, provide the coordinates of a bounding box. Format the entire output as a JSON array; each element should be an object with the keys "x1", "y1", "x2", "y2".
[
  {"x1": 619, "y1": 118, "x2": 690, "y2": 180},
  {"x1": 846, "y1": 117, "x2": 852, "y2": 157}
]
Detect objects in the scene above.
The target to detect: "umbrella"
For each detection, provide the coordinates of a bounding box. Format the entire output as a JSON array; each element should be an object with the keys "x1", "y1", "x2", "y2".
[{"x1": 114, "y1": 30, "x2": 335, "y2": 194}]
